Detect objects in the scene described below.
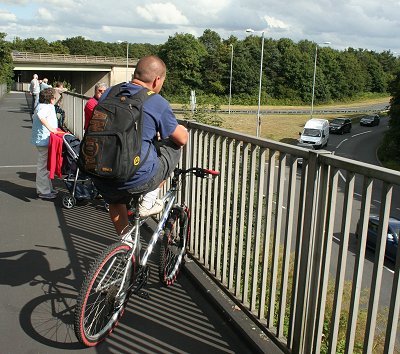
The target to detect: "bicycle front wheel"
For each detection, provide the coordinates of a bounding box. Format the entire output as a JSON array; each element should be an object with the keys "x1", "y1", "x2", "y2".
[
  {"x1": 74, "y1": 242, "x2": 134, "y2": 347},
  {"x1": 159, "y1": 206, "x2": 190, "y2": 286}
]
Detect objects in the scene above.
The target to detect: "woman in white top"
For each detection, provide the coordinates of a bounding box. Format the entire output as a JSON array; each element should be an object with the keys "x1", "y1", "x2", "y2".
[{"x1": 31, "y1": 88, "x2": 60, "y2": 199}]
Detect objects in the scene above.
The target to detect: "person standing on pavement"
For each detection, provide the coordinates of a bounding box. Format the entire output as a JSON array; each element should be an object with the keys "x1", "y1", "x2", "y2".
[
  {"x1": 84, "y1": 82, "x2": 107, "y2": 131},
  {"x1": 54, "y1": 82, "x2": 67, "y2": 129},
  {"x1": 29, "y1": 74, "x2": 40, "y2": 114},
  {"x1": 31, "y1": 88, "x2": 62, "y2": 200},
  {"x1": 40, "y1": 78, "x2": 52, "y2": 91}
]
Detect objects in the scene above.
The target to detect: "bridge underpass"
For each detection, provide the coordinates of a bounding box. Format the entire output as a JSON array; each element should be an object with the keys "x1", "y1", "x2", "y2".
[{"x1": 11, "y1": 51, "x2": 136, "y2": 96}]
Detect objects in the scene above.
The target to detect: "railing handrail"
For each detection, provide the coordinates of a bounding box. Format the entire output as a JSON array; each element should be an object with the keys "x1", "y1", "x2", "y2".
[{"x1": 11, "y1": 51, "x2": 137, "y2": 65}]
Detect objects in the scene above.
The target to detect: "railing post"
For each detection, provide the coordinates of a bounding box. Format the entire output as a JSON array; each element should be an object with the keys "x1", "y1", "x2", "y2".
[{"x1": 292, "y1": 150, "x2": 320, "y2": 354}]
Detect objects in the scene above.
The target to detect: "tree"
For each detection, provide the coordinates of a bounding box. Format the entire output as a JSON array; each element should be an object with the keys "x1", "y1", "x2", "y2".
[
  {"x1": 378, "y1": 71, "x2": 400, "y2": 170},
  {"x1": 12, "y1": 36, "x2": 53, "y2": 53},
  {"x1": 0, "y1": 33, "x2": 14, "y2": 88},
  {"x1": 231, "y1": 35, "x2": 261, "y2": 99},
  {"x1": 158, "y1": 33, "x2": 207, "y2": 99},
  {"x1": 273, "y1": 38, "x2": 311, "y2": 102},
  {"x1": 62, "y1": 36, "x2": 95, "y2": 55},
  {"x1": 337, "y1": 50, "x2": 367, "y2": 98},
  {"x1": 4, "y1": 32, "x2": 397, "y2": 105},
  {"x1": 198, "y1": 30, "x2": 226, "y2": 94}
]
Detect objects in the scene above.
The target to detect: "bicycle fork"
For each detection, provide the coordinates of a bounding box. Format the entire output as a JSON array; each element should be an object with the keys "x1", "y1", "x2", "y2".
[{"x1": 132, "y1": 194, "x2": 176, "y2": 298}]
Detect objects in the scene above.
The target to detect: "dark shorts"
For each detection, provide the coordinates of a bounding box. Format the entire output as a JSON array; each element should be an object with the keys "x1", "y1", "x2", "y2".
[{"x1": 93, "y1": 139, "x2": 182, "y2": 205}]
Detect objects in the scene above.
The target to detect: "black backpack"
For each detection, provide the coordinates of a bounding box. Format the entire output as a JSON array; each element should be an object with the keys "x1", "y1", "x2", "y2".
[{"x1": 78, "y1": 83, "x2": 155, "y2": 182}]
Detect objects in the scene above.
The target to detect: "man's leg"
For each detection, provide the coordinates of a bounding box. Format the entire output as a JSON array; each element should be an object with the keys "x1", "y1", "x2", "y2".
[
  {"x1": 138, "y1": 139, "x2": 182, "y2": 217},
  {"x1": 109, "y1": 203, "x2": 129, "y2": 235}
]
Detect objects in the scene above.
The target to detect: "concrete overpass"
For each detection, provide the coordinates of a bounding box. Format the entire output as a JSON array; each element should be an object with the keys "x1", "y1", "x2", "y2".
[{"x1": 11, "y1": 51, "x2": 138, "y2": 96}]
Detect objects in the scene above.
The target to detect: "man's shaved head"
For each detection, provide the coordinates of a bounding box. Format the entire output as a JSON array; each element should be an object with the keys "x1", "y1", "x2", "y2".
[{"x1": 133, "y1": 56, "x2": 166, "y2": 83}]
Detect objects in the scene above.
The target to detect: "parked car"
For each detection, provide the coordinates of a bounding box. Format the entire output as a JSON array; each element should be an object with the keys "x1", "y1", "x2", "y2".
[
  {"x1": 360, "y1": 114, "x2": 380, "y2": 127},
  {"x1": 329, "y1": 117, "x2": 352, "y2": 134},
  {"x1": 355, "y1": 215, "x2": 400, "y2": 262}
]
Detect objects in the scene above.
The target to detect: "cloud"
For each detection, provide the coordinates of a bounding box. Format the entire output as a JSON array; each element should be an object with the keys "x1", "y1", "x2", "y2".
[
  {"x1": 1, "y1": 0, "x2": 399, "y2": 52},
  {"x1": 0, "y1": 0, "x2": 29, "y2": 4},
  {"x1": 37, "y1": 7, "x2": 53, "y2": 21},
  {"x1": 136, "y1": 3, "x2": 189, "y2": 25},
  {"x1": 264, "y1": 15, "x2": 289, "y2": 30},
  {"x1": 102, "y1": 26, "x2": 112, "y2": 33},
  {"x1": 0, "y1": 10, "x2": 17, "y2": 23},
  {"x1": 188, "y1": 0, "x2": 230, "y2": 17}
]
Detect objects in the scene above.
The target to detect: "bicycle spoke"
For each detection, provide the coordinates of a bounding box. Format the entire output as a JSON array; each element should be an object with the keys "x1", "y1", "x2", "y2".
[
  {"x1": 159, "y1": 207, "x2": 189, "y2": 285},
  {"x1": 74, "y1": 243, "x2": 133, "y2": 346}
]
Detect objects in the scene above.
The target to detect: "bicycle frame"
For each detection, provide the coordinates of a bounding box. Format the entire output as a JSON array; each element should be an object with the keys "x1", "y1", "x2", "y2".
[
  {"x1": 96, "y1": 167, "x2": 219, "y2": 301},
  {"x1": 108, "y1": 181, "x2": 179, "y2": 299},
  {"x1": 75, "y1": 167, "x2": 220, "y2": 346}
]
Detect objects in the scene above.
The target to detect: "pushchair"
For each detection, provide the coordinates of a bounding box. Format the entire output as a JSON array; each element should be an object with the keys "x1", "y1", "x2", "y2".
[{"x1": 61, "y1": 133, "x2": 107, "y2": 210}]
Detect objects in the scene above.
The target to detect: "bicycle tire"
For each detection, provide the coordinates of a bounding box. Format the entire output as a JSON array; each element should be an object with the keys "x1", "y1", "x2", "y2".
[
  {"x1": 74, "y1": 242, "x2": 134, "y2": 346},
  {"x1": 159, "y1": 206, "x2": 190, "y2": 285}
]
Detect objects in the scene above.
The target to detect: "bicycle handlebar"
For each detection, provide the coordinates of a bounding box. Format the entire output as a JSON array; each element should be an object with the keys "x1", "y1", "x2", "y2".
[{"x1": 174, "y1": 167, "x2": 220, "y2": 179}]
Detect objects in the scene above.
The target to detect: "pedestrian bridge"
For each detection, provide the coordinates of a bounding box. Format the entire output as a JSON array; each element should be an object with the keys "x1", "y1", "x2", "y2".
[
  {"x1": 12, "y1": 51, "x2": 136, "y2": 96},
  {"x1": 59, "y1": 90, "x2": 400, "y2": 354},
  {"x1": 3, "y1": 86, "x2": 400, "y2": 353}
]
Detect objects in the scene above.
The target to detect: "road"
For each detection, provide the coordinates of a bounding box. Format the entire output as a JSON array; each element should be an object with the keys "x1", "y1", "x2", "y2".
[
  {"x1": 322, "y1": 116, "x2": 400, "y2": 325},
  {"x1": 174, "y1": 100, "x2": 389, "y2": 115}
]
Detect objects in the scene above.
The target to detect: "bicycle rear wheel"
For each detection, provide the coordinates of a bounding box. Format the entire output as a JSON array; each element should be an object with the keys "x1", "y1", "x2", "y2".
[
  {"x1": 74, "y1": 242, "x2": 134, "y2": 346},
  {"x1": 159, "y1": 206, "x2": 190, "y2": 285}
]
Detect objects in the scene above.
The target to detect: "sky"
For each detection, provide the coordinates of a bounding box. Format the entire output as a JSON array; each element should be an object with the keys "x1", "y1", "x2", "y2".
[{"x1": 0, "y1": 0, "x2": 399, "y2": 53}]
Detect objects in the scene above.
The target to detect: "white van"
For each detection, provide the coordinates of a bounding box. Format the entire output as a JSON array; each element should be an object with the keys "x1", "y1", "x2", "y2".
[{"x1": 299, "y1": 118, "x2": 329, "y2": 149}]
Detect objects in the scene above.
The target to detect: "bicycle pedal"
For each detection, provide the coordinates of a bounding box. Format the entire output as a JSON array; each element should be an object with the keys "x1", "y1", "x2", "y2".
[{"x1": 136, "y1": 290, "x2": 150, "y2": 299}]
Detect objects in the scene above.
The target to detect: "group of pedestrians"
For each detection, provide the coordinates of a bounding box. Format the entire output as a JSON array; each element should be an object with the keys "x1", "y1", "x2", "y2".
[{"x1": 29, "y1": 74, "x2": 55, "y2": 114}]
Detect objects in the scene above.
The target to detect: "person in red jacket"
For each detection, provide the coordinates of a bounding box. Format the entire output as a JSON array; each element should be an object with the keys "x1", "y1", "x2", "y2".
[{"x1": 84, "y1": 82, "x2": 107, "y2": 131}]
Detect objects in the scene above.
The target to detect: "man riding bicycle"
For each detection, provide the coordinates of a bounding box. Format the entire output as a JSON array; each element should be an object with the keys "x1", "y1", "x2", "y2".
[{"x1": 93, "y1": 55, "x2": 188, "y2": 235}]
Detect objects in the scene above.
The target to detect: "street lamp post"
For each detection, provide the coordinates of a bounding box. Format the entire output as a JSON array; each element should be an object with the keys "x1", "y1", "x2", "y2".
[
  {"x1": 228, "y1": 44, "x2": 233, "y2": 114},
  {"x1": 246, "y1": 28, "x2": 265, "y2": 137},
  {"x1": 125, "y1": 42, "x2": 129, "y2": 82},
  {"x1": 311, "y1": 41, "x2": 331, "y2": 118}
]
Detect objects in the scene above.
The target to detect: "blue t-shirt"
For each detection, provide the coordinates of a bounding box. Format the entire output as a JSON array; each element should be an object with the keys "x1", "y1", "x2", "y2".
[{"x1": 99, "y1": 83, "x2": 178, "y2": 188}]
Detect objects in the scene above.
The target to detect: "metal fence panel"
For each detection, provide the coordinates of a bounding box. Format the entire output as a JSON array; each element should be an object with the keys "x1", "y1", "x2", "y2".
[{"x1": 60, "y1": 91, "x2": 400, "y2": 354}]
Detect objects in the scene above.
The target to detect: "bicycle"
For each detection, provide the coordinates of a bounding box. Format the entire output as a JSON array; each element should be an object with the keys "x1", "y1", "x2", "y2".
[{"x1": 74, "y1": 167, "x2": 219, "y2": 347}]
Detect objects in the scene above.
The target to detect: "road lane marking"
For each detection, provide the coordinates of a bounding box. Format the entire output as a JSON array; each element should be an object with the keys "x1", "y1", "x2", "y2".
[
  {"x1": 332, "y1": 235, "x2": 395, "y2": 274},
  {"x1": 0, "y1": 165, "x2": 36, "y2": 168},
  {"x1": 339, "y1": 170, "x2": 346, "y2": 182},
  {"x1": 336, "y1": 139, "x2": 348, "y2": 149},
  {"x1": 352, "y1": 131, "x2": 371, "y2": 137},
  {"x1": 335, "y1": 130, "x2": 372, "y2": 149},
  {"x1": 385, "y1": 266, "x2": 395, "y2": 274}
]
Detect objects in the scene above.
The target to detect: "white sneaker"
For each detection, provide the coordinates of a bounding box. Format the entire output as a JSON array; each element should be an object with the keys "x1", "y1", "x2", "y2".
[{"x1": 139, "y1": 198, "x2": 164, "y2": 218}]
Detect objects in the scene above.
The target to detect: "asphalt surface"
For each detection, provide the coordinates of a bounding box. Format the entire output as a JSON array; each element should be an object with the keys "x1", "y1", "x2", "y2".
[{"x1": 0, "y1": 92, "x2": 257, "y2": 354}]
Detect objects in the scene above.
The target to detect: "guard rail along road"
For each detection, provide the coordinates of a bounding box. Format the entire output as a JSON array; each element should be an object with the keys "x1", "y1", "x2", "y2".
[{"x1": 61, "y1": 91, "x2": 400, "y2": 354}]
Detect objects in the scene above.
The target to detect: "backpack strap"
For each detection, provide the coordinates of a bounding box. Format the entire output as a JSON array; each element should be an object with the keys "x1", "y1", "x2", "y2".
[{"x1": 130, "y1": 88, "x2": 155, "y2": 172}]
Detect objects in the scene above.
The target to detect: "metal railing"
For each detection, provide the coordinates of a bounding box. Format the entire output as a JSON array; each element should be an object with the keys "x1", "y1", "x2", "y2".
[
  {"x1": 11, "y1": 51, "x2": 137, "y2": 66},
  {"x1": 0, "y1": 83, "x2": 7, "y2": 98},
  {"x1": 60, "y1": 91, "x2": 400, "y2": 354}
]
